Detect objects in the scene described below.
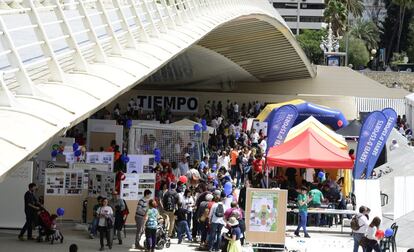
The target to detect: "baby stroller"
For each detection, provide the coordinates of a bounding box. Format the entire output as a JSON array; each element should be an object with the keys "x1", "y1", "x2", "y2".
[
  {"x1": 144, "y1": 216, "x2": 171, "y2": 250},
  {"x1": 37, "y1": 209, "x2": 64, "y2": 244}
]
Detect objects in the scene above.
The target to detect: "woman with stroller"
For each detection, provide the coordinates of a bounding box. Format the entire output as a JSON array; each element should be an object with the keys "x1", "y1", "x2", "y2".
[
  {"x1": 145, "y1": 199, "x2": 159, "y2": 252},
  {"x1": 96, "y1": 198, "x2": 113, "y2": 251}
]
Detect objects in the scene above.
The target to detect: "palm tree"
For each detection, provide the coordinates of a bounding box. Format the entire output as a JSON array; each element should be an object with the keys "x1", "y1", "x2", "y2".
[
  {"x1": 393, "y1": 0, "x2": 414, "y2": 52},
  {"x1": 324, "y1": 0, "x2": 348, "y2": 36},
  {"x1": 340, "y1": 0, "x2": 365, "y2": 18},
  {"x1": 350, "y1": 19, "x2": 380, "y2": 50}
]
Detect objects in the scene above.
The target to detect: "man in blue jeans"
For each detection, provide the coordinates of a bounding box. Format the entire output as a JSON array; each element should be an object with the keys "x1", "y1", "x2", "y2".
[
  {"x1": 89, "y1": 196, "x2": 102, "y2": 239},
  {"x1": 175, "y1": 207, "x2": 192, "y2": 243},
  {"x1": 352, "y1": 206, "x2": 370, "y2": 252},
  {"x1": 208, "y1": 197, "x2": 226, "y2": 252},
  {"x1": 295, "y1": 186, "x2": 312, "y2": 238}
]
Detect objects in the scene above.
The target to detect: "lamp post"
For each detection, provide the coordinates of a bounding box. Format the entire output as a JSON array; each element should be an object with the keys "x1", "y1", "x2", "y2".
[
  {"x1": 296, "y1": 0, "x2": 302, "y2": 35},
  {"x1": 371, "y1": 49, "x2": 377, "y2": 70}
]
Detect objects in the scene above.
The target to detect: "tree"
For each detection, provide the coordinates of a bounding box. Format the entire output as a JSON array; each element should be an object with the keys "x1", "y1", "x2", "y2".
[
  {"x1": 297, "y1": 29, "x2": 326, "y2": 64},
  {"x1": 406, "y1": 19, "x2": 414, "y2": 61},
  {"x1": 341, "y1": 37, "x2": 370, "y2": 68},
  {"x1": 324, "y1": 0, "x2": 348, "y2": 36},
  {"x1": 340, "y1": 0, "x2": 365, "y2": 17},
  {"x1": 393, "y1": 0, "x2": 414, "y2": 52},
  {"x1": 350, "y1": 19, "x2": 380, "y2": 50},
  {"x1": 349, "y1": 38, "x2": 370, "y2": 68},
  {"x1": 380, "y1": 0, "x2": 413, "y2": 62}
]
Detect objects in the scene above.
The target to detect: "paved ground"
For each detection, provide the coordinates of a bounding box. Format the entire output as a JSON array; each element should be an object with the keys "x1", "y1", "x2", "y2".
[{"x1": 0, "y1": 225, "x2": 410, "y2": 252}]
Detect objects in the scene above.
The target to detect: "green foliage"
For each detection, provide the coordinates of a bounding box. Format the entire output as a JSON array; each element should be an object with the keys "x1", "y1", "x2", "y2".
[
  {"x1": 350, "y1": 19, "x2": 380, "y2": 50},
  {"x1": 296, "y1": 29, "x2": 326, "y2": 64},
  {"x1": 324, "y1": 0, "x2": 348, "y2": 36},
  {"x1": 390, "y1": 51, "x2": 408, "y2": 66},
  {"x1": 340, "y1": 0, "x2": 365, "y2": 17},
  {"x1": 341, "y1": 37, "x2": 370, "y2": 68},
  {"x1": 406, "y1": 19, "x2": 414, "y2": 62}
]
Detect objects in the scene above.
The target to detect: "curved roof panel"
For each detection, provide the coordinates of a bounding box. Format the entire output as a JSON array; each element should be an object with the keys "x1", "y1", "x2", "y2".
[{"x1": 0, "y1": 0, "x2": 316, "y2": 179}]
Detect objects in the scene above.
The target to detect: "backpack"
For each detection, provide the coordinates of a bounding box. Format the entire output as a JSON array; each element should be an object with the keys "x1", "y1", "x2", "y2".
[
  {"x1": 121, "y1": 199, "x2": 129, "y2": 217},
  {"x1": 215, "y1": 203, "x2": 224, "y2": 218},
  {"x1": 163, "y1": 192, "x2": 176, "y2": 212},
  {"x1": 350, "y1": 214, "x2": 362, "y2": 231}
]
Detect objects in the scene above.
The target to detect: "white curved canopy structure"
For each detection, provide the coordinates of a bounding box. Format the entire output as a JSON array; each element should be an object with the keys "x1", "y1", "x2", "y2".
[{"x1": 0, "y1": 0, "x2": 315, "y2": 178}]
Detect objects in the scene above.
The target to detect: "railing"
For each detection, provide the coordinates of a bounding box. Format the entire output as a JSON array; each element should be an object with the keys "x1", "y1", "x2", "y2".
[{"x1": 0, "y1": 0, "x2": 257, "y2": 97}]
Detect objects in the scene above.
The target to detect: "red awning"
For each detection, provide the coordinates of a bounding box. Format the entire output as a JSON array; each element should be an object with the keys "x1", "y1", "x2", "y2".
[{"x1": 266, "y1": 128, "x2": 354, "y2": 169}]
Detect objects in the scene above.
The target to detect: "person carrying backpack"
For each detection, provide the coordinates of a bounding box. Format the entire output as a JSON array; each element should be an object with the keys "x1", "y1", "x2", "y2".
[
  {"x1": 208, "y1": 195, "x2": 226, "y2": 252},
  {"x1": 352, "y1": 206, "x2": 370, "y2": 252},
  {"x1": 197, "y1": 193, "x2": 213, "y2": 248},
  {"x1": 162, "y1": 183, "x2": 179, "y2": 237}
]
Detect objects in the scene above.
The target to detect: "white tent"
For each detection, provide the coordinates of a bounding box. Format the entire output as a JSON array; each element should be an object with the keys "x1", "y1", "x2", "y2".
[
  {"x1": 171, "y1": 119, "x2": 215, "y2": 134},
  {"x1": 405, "y1": 93, "x2": 414, "y2": 128}
]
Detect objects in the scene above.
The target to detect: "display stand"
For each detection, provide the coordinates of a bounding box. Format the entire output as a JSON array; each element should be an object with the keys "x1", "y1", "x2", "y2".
[
  {"x1": 43, "y1": 168, "x2": 86, "y2": 221},
  {"x1": 245, "y1": 188, "x2": 287, "y2": 251}
]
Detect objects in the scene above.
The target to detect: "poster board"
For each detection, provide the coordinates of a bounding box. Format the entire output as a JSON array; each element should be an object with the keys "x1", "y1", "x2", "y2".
[
  {"x1": 73, "y1": 163, "x2": 111, "y2": 172},
  {"x1": 354, "y1": 179, "x2": 382, "y2": 221},
  {"x1": 87, "y1": 170, "x2": 115, "y2": 199},
  {"x1": 121, "y1": 173, "x2": 156, "y2": 200},
  {"x1": 44, "y1": 168, "x2": 85, "y2": 221},
  {"x1": 245, "y1": 188, "x2": 287, "y2": 245},
  {"x1": 0, "y1": 162, "x2": 33, "y2": 228},
  {"x1": 252, "y1": 121, "x2": 268, "y2": 136},
  {"x1": 86, "y1": 152, "x2": 114, "y2": 171},
  {"x1": 121, "y1": 173, "x2": 140, "y2": 200},
  {"x1": 45, "y1": 168, "x2": 84, "y2": 196},
  {"x1": 127, "y1": 154, "x2": 155, "y2": 174}
]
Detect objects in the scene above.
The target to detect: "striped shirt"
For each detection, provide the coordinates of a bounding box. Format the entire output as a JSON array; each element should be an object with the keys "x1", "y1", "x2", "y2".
[{"x1": 136, "y1": 198, "x2": 148, "y2": 217}]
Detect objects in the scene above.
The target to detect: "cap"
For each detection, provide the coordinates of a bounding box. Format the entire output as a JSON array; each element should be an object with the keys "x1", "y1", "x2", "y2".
[
  {"x1": 205, "y1": 194, "x2": 214, "y2": 201},
  {"x1": 184, "y1": 153, "x2": 190, "y2": 158}
]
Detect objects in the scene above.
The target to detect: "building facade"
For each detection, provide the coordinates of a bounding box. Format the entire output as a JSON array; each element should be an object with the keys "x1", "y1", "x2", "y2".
[{"x1": 270, "y1": 0, "x2": 326, "y2": 34}]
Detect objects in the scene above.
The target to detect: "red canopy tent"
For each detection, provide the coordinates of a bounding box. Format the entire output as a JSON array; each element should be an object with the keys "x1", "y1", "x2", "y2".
[{"x1": 266, "y1": 128, "x2": 354, "y2": 169}]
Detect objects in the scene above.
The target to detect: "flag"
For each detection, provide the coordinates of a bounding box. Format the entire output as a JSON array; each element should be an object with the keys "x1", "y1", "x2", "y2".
[
  {"x1": 266, "y1": 105, "x2": 298, "y2": 151},
  {"x1": 354, "y1": 111, "x2": 387, "y2": 179},
  {"x1": 365, "y1": 108, "x2": 397, "y2": 178}
]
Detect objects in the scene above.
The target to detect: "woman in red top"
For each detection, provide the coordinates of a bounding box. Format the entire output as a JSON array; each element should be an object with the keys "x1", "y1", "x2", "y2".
[{"x1": 252, "y1": 154, "x2": 264, "y2": 188}]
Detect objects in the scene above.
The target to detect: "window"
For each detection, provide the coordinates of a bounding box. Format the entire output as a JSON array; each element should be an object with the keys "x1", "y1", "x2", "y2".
[
  {"x1": 273, "y1": 2, "x2": 298, "y2": 9},
  {"x1": 300, "y1": 3, "x2": 325, "y2": 9},
  {"x1": 282, "y1": 16, "x2": 298, "y2": 22},
  {"x1": 300, "y1": 16, "x2": 324, "y2": 23}
]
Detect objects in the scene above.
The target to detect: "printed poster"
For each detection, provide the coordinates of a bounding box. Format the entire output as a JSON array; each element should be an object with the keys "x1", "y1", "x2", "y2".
[
  {"x1": 127, "y1": 154, "x2": 155, "y2": 174},
  {"x1": 88, "y1": 170, "x2": 115, "y2": 198},
  {"x1": 64, "y1": 171, "x2": 84, "y2": 195},
  {"x1": 121, "y1": 173, "x2": 139, "y2": 200},
  {"x1": 86, "y1": 152, "x2": 114, "y2": 171},
  {"x1": 45, "y1": 170, "x2": 65, "y2": 195},
  {"x1": 249, "y1": 191, "x2": 279, "y2": 232},
  {"x1": 137, "y1": 173, "x2": 156, "y2": 198}
]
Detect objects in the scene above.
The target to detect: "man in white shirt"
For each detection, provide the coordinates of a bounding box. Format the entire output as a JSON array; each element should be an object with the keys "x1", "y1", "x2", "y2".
[
  {"x1": 305, "y1": 168, "x2": 315, "y2": 183},
  {"x1": 352, "y1": 206, "x2": 370, "y2": 252},
  {"x1": 233, "y1": 102, "x2": 239, "y2": 122},
  {"x1": 251, "y1": 129, "x2": 260, "y2": 148},
  {"x1": 217, "y1": 151, "x2": 230, "y2": 170},
  {"x1": 208, "y1": 197, "x2": 226, "y2": 252},
  {"x1": 178, "y1": 155, "x2": 190, "y2": 176},
  {"x1": 258, "y1": 136, "x2": 267, "y2": 154},
  {"x1": 211, "y1": 117, "x2": 219, "y2": 129}
]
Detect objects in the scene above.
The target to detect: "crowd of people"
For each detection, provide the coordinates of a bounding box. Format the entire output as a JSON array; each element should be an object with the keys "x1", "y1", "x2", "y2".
[{"x1": 22, "y1": 103, "x2": 414, "y2": 252}]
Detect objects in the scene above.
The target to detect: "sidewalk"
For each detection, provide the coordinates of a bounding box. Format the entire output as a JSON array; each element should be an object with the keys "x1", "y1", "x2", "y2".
[{"x1": 0, "y1": 225, "x2": 410, "y2": 252}]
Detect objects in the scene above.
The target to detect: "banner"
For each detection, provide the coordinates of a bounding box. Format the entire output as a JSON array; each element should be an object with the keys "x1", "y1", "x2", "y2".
[
  {"x1": 266, "y1": 105, "x2": 298, "y2": 150},
  {"x1": 365, "y1": 108, "x2": 397, "y2": 178},
  {"x1": 135, "y1": 95, "x2": 198, "y2": 113},
  {"x1": 354, "y1": 111, "x2": 387, "y2": 179}
]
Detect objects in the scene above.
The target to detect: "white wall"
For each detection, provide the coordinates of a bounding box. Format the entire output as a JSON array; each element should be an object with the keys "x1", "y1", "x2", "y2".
[
  {"x1": 0, "y1": 162, "x2": 33, "y2": 228},
  {"x1": 86, "y1": 119, "x2": 123, "y2": 151}
]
